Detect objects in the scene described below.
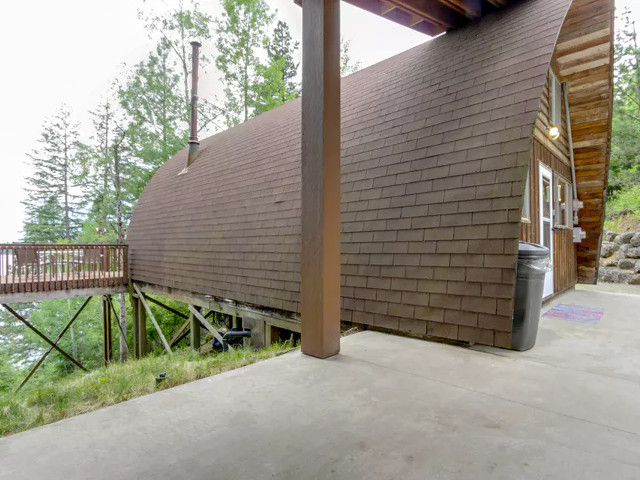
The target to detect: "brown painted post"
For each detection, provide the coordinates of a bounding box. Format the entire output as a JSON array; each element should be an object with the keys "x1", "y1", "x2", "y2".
[
  {"x1": 300, "y1": 0, "x2": 341, "y2": 358},
  {"x1": 189, "y1": 306, "x2": 201, "y2": 351}
]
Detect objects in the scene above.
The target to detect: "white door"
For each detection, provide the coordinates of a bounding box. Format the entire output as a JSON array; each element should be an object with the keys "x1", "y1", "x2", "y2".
[{"x1": 539, "y1": 164, "x2": 554, "y2": 298}]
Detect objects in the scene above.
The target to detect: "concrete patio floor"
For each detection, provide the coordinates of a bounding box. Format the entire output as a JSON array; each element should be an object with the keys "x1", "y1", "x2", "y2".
[{"x1": 1, "y1": 285, "x2": 639, "y2": 479}]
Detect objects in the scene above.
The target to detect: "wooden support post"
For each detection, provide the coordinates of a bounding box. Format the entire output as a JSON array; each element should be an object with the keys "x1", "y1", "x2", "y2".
[
  {"x1": 138, "y1": 296, "x2": 147, "y2": 356},
  {"x1": 265, "y1": 322, "x2": 272, "y2": 347},
  {"x1": 15, "y1": 296, "x2": 92, "y2": 392},
  {"x1": 187, "y1": 304, "x2": 232, "y2": 351},
  {"x1": 133, "y1": 283, "x2": 170, "y2": 354},
  {"x1": 131, "y1": 294, "x2": 140, "y2": 358},
  {"x1": 301, "y1": 0, "x2": 341, "y2": 358},
  {"x1": 102, "y1": 296, "x2": 113, "y2": 364},
  {"x1": 1, "y1": 304, "x2": 87, "y2": 371},
  {"x1": 190, "y1": 306, "x2": 201, "y2": 350}
]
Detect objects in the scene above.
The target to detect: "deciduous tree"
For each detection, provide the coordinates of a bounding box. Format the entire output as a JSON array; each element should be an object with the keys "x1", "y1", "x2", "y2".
[{"x1": 215, "y1": 0, "x2": 274, "y2": 125}]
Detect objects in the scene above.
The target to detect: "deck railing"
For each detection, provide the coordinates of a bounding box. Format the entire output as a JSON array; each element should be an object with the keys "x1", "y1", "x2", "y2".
[{"x1": 0, "y1": 244, "x2": 128, "y2": 295}]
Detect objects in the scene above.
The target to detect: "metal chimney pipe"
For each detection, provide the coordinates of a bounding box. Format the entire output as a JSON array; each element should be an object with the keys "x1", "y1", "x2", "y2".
[{"x1": 186, "y1": 41, "x2": 202, "y2": 168}]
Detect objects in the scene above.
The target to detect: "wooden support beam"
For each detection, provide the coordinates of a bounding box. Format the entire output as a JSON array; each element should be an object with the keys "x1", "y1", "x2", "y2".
[
  {"x1": 131, "y1": 294, "x2": 140, "y2": 358},
  {"x1": 2, "y1": 304, "x2": 86, "y2": 371},
  {"x1": 187, "y1": 304, "x2": 232, "y2": 351},
  {"x1": 301, "y1": 0, "x2": 341, "y2": 359},
  {"x1": 102, "y1": 296, "x2": 113, "y2": 364},
  {"x1": 15, "y1": 296, "x2": 92, "y2": 392},
  {"x1": 189, "y1": 306, "x2": 201, "y2": 350},
  {"x1": 143, "y1": 294, "x2": 189, "y2": 319},
  {"x1": 133, "y1": 283, "x2": 172, "y2": 355},
  {"x1": 138, "y1": 296, "x2": 147, "y2": 355}
]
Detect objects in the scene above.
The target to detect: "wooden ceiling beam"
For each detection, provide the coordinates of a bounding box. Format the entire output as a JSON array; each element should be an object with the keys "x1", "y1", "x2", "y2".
[{"x1": 380, "y1": 0, "x2": 466, "y2": 30}]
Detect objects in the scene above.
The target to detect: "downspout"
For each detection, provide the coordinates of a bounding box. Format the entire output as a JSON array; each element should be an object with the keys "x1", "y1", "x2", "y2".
[
  {"x1": 181, "y1": 41, "x2": 201, "y2": 174},
  {"x1": 562, "y1": 82, "x2": 579, "y2": 225}
]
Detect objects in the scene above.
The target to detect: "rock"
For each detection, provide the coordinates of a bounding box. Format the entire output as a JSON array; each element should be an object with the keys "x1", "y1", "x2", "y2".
[
  {"x1": 598, "y1": 267, "x2": 634, "y2": 283},
  {"x1": 602, "y1": 256, "x2": 619, "y2": 267},
  {"x1": 604, "y1": 230, "x2": 617, "y2": 242},
  {"x1": 600, "y1": 241, "x2": 619, "y2": 258},
  {"x1": 631, "y1": 232, "x2": 640, "y2": 247},
  {"x1": 629, "y1": 275, "x2": 640, "y2": 285},
  {"x1": 626, "y1": 247, "x2": 640, "y2": 259},
  {"x1": 618, "y1": 258, "x2": 637, "y2": 270},
  {"x1": 615, "y1": 232, "x2": 635, "y2": 244}
]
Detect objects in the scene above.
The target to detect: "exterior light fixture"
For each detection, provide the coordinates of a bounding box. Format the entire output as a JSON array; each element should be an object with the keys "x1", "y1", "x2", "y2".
[{"x1": 548, "y1": 126, "x2": 560, "y2": 140}]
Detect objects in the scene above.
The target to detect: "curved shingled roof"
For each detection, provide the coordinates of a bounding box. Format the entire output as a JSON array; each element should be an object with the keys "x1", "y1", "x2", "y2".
[{"x1": 128, "y1": 0, "x2": 574, "y2": 347}]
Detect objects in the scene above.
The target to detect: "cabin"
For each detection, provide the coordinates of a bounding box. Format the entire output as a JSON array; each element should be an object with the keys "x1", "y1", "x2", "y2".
[{"x1": 127, "y1": 0, "x2": 614, "y2": 351}]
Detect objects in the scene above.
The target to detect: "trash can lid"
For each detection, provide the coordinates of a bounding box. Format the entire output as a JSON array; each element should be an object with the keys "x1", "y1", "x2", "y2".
[{"x1": 518, "y1": 241, "x2": 549, "y2": 259}]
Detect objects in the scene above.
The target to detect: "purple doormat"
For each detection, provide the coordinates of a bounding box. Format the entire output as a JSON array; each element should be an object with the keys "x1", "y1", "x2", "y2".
[{"x1": 543, "y1": 304, "x2": 605, "y2": 324}]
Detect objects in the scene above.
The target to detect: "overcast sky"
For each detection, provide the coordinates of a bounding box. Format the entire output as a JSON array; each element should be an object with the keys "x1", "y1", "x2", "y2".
[{"x1": 0, "y1": 0, "x2": 636, "y2": 243}]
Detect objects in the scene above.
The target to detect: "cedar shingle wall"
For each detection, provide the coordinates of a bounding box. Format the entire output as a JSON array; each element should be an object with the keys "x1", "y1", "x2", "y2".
[{"x1": 127, "y1": 0, "x2": 572, "y2": 348}]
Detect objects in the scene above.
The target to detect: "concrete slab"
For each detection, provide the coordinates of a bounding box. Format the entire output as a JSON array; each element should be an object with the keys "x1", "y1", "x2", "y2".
[{"x1": 1, "y1": 286, "x2": 639, "y2": 479}]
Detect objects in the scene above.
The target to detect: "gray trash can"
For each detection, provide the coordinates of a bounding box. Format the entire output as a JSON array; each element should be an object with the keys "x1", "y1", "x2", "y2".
[{"x1": 511, "y1": 241, "x2": 550, "y2": 351}]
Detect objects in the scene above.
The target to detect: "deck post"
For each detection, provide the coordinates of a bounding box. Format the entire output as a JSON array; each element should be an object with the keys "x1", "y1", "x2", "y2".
[
  {"x1": 138, "y1": 296, "x2": 147, "y2": 356},
  {"x1": 300, "y1": 0, "x2": 341, "y2": 358},
  {"x1": 102, "y1": 295, "x2": 113, "y2": 364},
  {"x1": 131, "y1": 294, "x2": 140, "y2": 358},
  {"x1": 190, "y1": 306, "x2": 201, "y2": 350}
]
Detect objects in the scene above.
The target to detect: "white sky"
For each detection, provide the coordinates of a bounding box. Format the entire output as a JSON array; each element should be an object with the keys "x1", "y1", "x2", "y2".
[{"x1": 0, "y1": 0, "x2": 637, "y2": 243}]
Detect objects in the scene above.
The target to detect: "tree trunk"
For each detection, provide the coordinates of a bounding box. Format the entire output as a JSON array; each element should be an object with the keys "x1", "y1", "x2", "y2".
[
  {"x1": 63, "y1": 127, "x2": 71, "y2": 242},
  {"x1": 244, "y1": 56, "x2": 249, "y2": 122},
  {"x1": 114, "y1": 140, "x2": 127, "y2": 363}
]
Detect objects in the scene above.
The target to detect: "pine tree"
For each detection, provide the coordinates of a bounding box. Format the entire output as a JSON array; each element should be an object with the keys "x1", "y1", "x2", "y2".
[
  {"x1": 266, "y1": 20, "x2": 300, "y2": 103},
  {"x1": 215, "y1": 0, "x2": 273, "y2": 126},
  {"x1": 119, "y1": 39, "x2": 189, "y2": 197},
  {"x1": 22, "y1": 107, "x2": 83, "y2": 243}
]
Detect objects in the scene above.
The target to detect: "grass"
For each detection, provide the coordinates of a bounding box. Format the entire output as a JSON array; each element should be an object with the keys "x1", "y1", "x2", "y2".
[
  {"x1": 0, "y1": 342, "x2": 297, "y2": 437},
  {"x1": 605, "y1": 184, "x2": 640, "y2": 232}
]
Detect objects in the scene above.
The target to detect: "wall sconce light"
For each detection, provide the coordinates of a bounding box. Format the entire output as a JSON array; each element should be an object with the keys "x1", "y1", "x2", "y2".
[{"x1": 548, "y1": 126, "x2": 560, "y2": 140}]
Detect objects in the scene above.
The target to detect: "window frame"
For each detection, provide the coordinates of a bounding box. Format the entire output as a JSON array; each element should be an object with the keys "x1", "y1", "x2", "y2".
[{"x1": 553, "y1": 174, "x2": 572, "y2": 228}]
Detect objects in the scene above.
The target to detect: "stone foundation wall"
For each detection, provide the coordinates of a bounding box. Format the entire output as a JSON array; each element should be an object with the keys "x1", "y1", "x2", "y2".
[{"x1": 599, "y1": 231, "x2": 640, "y2": 284}]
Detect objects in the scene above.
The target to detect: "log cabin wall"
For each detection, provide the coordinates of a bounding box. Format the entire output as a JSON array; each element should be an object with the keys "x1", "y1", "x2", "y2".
[
  {"x1": 523, "y1": 0, "x2": 614, "y2": 288},
  {"x1": 521, "y1": 140, "x2": 577, "y2": 295},
  {"x1": 554, "y1": 0, "x2": 614, "y2": 283},
  {"x1": 522, "y1": 66, "x2": 578, "y2": 295}
]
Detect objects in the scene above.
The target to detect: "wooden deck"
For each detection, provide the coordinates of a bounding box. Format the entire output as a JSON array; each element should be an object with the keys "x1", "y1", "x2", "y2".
[{"x1": 0, "y1": 244, "x2": 128, "y2": 302}]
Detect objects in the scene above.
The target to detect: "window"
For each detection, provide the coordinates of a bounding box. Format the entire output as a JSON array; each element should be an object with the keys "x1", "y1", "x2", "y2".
[
  {"x1": 550, "y1": 72, "x2": 562, "y2": 128},
  {"x1": 554, "y1": 176, "x2": 572, "y2": 227},
  {"x1": 522, "y1": 171, "x2": 530, "y2": 220}
]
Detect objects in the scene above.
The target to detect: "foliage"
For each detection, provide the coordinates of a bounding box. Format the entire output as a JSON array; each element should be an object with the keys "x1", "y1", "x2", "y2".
[
  {"x1": 215, "y1": 0, "x2": 274, "y2": 125},
  {"x1": 139, "y1": 0, "x2": 220, "y2": 134},
  {"x1": 22, "y1": 107, "x2": 84, "y2": 242},
  {"x1": 119, "y1": 39, "x2": 189, "y2": 196},
  {"x1": 341, "y1": 39, "x2": 362, "y2": 77},
  {"x1": 8, "y1": 1, "x2": 338, "y2": 418},
  {"x1": 607, "y1": 8, "x2": 640, "y2": 230},
  {"x1": 266, "y1": 20, "x2": 300, "y2": 102},
  {"x1": 251, "y1": 58, "x2": 296, "y2": 115},
  {"x1": 0, "y1": 342, "x2": 296, "y2": 437}
]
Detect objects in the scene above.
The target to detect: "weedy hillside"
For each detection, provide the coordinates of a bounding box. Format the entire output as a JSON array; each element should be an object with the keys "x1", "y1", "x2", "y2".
[{"x1": 0, "y1": 342, "x2": 296, "y2": 437}]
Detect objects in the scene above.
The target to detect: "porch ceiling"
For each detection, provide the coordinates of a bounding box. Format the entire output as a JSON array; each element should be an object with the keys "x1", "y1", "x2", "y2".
[{"x1": 295, "y1": 0, "x2": 516, "y2": 36}]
